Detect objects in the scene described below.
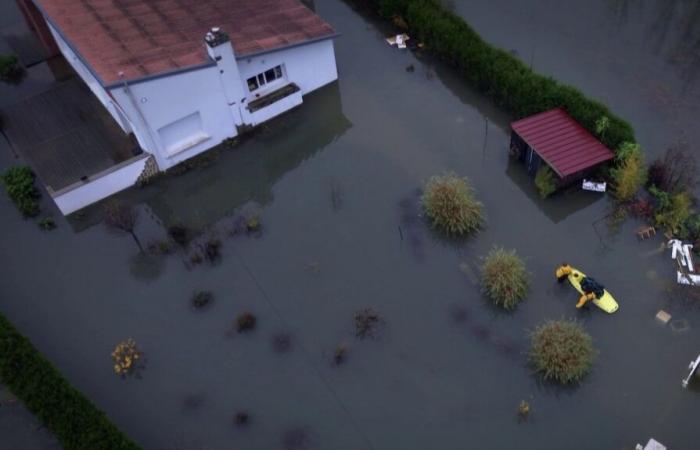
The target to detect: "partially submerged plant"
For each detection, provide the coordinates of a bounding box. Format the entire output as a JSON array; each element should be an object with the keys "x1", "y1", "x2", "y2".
[
  {"x1": 236, "y1": 312, "x2": 257, "y2": 333},
  {"x1": 272, "y1": 332, "x2": 293, "y2": 354},
  {"x1": 530, "y1": 319, "x2": 596, "y2": 384},
  {"x1": 202, "y1": 238, "x2": 221, "y2": 263},
  {"x1": 333, "y1": 343, "x2": 348, "y2": 366},
  {"x1": 354, "y1": 308, "x2": 383, "y2": 339},
  {"x1": 1, "y1": 166, "x2": 40, "y2": 217},
  {"x1": 111, "y1": 338, "x2": 144, "y2": 376},
  {"x1": 0, "y1": 54, "x2": 23, "y2": 83},
  {"x1": 168, "y1": 224, "x2": 189, "y2": 246},
  {"x1": 246, "y1": 215, "x2": 261, "y2": 232},
  {"x1": 518, "y1": 400, "x2": 531, "y2": 419},
  {"x1": 234, "y1": 411, "x2": 250, "y2": 427},
  {"x1": 611, "y1": 141, "x2": 646, "y2": 202},
  {"x1": 534, "y1": 166, "x2": 556, "y2": 199},
  {"x1": 421, "y1": 173, "x2": 483, "y2": 236},
  {"x1": 103, "y1": 200, "x2": 143, "y2": 251},
  {"x1": 481, "y1": 247, "x2": 528, "y2": 310},
  {"x1": 38, "y1": 216, "x2": 56, "y2": 231},
  {"x1": 191, "y1": 291, "x2": 213, "y2": 309}
]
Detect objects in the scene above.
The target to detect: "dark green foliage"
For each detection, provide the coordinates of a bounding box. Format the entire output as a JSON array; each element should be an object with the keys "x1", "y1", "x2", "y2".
[
  {"x1": 0, "y1": 313, "x2": 141, "y2": 449},
  {"x1": 0, "y1": 54, "x2": 23, "y2": 82},
  {"x1": 38, "y1": 216, "x2": 56, "y2": 230},
  {"x1": 530, "y1": 319, "x2": 596, "y2": 384},
  {"x1": 350, "y1": 0, "x2": 635, "y2": 152},
  {"x1": 1, "y1": 166, "x2": 40, "y2": 217},
  {"x1": 192, "y1": 291, "x2": 213, "y2": 309},
  {"x1": 534, "y1": 166, "x2": 556, "y2": 199}
]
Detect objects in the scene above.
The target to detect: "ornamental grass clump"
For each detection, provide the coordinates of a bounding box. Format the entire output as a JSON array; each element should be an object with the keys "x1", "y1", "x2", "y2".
[
  {"x1": 481, "y1": 247, "x2": 528, "y2": 310},
  {"x1": 111, "y1": 339, "x2": 143, "y2": 377},
  {"x1": 530, "y1": 319, "x2": 596, "y2": 384},
  {"x1": 421, "y1": 173, "x2": 483, "y2": 236}
]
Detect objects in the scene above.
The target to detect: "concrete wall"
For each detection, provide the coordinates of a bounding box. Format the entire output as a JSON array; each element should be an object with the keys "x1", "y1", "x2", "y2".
[{"x1": 51, "y1": 154, "x2": 149, "y2": 215}]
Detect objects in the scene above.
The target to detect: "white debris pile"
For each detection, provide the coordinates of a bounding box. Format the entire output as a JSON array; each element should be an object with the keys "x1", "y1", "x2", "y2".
[
  {"x1": 386, "y1": 33, "x2": 410, "y2": 49},
  {"x1": 668, "y1": 239, "x2": 697, "y2": 284},
  {"x1": 582, "y1": 179, "x2": 606, "y2": 192},
  {"x1": 635, "y1": 438, "x2": 666, "y2": 450}
]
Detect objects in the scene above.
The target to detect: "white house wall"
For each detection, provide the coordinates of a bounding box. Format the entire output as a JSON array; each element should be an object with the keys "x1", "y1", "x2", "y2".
[
  {"x1": 108, "y1": 66, "x2": 238, "y2": 170},
  {"x1": 239, "y1": 39, "x2": 337, "y2": 97}
]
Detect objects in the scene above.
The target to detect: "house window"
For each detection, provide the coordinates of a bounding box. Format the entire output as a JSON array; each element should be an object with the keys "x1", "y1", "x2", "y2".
[{"x1": 246, "y1": 65, "x2": 284, "y2": 92}]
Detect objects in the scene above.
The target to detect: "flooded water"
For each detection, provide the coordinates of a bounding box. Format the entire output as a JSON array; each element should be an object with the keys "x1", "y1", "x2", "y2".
[{"x1": 1, "y1": 1, "x2": 699, "y2": 449}]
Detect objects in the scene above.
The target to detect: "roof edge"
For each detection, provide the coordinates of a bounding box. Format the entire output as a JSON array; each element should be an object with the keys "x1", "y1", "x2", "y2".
[{"x1": 237, "y1": 32, "x2": 340, "y2": 59}]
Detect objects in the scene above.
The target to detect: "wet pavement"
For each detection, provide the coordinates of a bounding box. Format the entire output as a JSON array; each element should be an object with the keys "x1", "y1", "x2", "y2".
[{"x1": 0, "y1": 1, "x2": 699, "y2": 449}]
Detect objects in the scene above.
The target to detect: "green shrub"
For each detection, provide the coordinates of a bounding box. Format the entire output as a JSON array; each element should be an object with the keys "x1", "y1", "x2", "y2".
[
  {"x1": 611, "y1": 142, "x2": 646, "y2": 201},
  {"x1": 1, "y1": 165, "x2": 40, "y2": 217},
  {"x1": 0, "y1": 54, "x2": 22, "y2": 82},
  {"x1": 0, "y1": 313, "x2": 140, "y2": 449},
  {"x1": 530, "y1": 319, "x2": 596, "y2": 384},
  {"x1": 421, "y1": 173, "x2": 483, "y2": 235},
  {"x1": 534, "y1": 165, "x2": 556, "y2": 199},
  {"x1": 481, "y1": 247, "x2": 528, "y2": 310},
  {"x1": 650, "y1": 186, "x2": 691, "y2": 235}
]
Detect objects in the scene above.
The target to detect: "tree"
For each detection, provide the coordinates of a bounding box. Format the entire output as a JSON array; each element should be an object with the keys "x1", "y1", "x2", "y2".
[
  {"x1": 611, "y1": 142, "x2": 646, "y2": 202},
  {"x1": 648, "y1": 141, "x2": 697, "y2": 194},
  {"x1": 103, "y1": 200, "x2": 143, "y2": 251}
]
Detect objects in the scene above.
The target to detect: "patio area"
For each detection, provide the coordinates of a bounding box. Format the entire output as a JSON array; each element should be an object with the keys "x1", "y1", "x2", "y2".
[{"x1": 0, "y1": 77, "x2": 139, "y2": 192}]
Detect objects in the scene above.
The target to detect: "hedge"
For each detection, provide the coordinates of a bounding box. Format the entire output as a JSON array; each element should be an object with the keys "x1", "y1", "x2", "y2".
[
  {"x1": 351, "y1": 0, "x2": 636, "y2": 153},
  {"x1": 0, "y1": 313, "x2": 141, "y2": 450}
]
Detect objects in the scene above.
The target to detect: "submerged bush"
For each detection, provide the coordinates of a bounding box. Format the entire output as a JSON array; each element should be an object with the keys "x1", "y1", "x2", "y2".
[
  {"x1": 530, "y1": 319, "x2": 596, "y2": 384},
  {"x1": 236, "y1": 312, "x2": 257, "y2": 332},
  {"x1": 647, "y1": 141, "x2": 697, "y2": 194},
  {"x1": 421, "y1": 173, "x2": 483, "y2": 235},
  {"x1": 111, "y1": 339, "x2": 144, "y2": 377},
  {"x1": 481, "y1": 247, "x2": 528, "y2": 310},
  {"x1": 191, "y1": 291, "x2": 213, "y2": 309},
  {"x1": 1, "y1": 165, "x2": 40, "y2": 217},
  {"x1": 0, "y1": 54, "x2": 23, "y2": 82},
  {"x1": 611, "y1": 142, "x2": 646, "y2": 201},
  {"x1": 650, "y1": 186, "x2": 691, "y2": 235},
  {"x1": 534, "y1": 166, "x2": 556, "y2": 199},
  {"x1": 354, "y1": 308, "x2": 384, "y2": 339}
]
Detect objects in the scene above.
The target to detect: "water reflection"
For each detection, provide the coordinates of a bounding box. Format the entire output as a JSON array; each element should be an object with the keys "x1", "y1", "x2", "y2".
[
  {"x1": 144, "y1": 82, "x2": 352, "y2": 231},
  {"x1": 504, "y1": 159, "x2": 602, "y2": 223}
]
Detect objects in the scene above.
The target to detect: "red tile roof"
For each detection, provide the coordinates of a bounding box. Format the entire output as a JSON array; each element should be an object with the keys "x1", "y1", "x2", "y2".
[
  {"x1": 33, "y1": 0, "x2": 336, "y2": 86},
  {"x1": 510, "y1": 108, "x2": 614, "y2": 177}
]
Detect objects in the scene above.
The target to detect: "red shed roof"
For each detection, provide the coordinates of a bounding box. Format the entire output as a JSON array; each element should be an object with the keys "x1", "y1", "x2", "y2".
[
  {"x1": 33, "y1": 0, "x2": 336, "y2": 86},
  {"x1": 511, "y1": 108, "x2": 614, "y2": 177}
]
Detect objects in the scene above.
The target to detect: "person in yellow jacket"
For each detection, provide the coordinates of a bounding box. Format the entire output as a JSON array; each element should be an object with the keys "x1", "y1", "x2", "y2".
[{"x1": 555, "y1": 263, "x2": 598, "y2": 309}]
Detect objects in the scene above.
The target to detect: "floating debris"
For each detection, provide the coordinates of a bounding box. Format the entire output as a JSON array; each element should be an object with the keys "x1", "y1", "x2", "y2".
[
  {"x1": 386, "y1": 33, "x2": 410, "y2": 49},
  {"x1": 655, "y1": 310, "x2": 671, "y2": 325},
  {"x1": 682, "y1": 354, "x2": 700, "y2": 389},
  {"x1": 635, "y1": 438, "x2": 667, "y2": 450},
  {"x1": 582, "y1": 179, "x2": 606, "y2": 192},
  {"x1": 669, "y1": 239, "x2": 694, "y2": 273},
  {"x1": 636, "y1": 225, "x2": 656, "y2": 240},
  {"x1": 670, "y1": 318, "x2": 690, "y2": 333},
  {"x1": 676, "y1": 271, "x2": 700, "y2": 286}
]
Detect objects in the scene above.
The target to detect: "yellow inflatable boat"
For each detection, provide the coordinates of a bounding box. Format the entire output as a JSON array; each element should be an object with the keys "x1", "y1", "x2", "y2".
[{"x1": 556, "y1": 265, "x2": 619, "y2": 314}]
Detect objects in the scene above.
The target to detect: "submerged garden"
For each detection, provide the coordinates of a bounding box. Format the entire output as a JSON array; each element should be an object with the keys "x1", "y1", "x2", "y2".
[{"x1": 1, "y1": 0, "x2": 699, "y2": 449}]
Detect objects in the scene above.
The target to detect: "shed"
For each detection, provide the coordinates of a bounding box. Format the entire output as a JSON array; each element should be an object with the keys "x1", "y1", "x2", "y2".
[{"x1": 509, "y1": 108, "x2": 614, "y2": 183}]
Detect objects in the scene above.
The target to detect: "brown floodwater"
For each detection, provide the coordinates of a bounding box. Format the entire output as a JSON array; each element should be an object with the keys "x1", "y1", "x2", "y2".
[{"x1": 0, "y1": 1, "x2": 698, "y2": 449}]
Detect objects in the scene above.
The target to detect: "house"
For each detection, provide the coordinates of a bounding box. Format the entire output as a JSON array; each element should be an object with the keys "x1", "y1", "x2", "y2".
[
  {"x1": 509, "y1": 108, "x2": 614, "y2": 186},
  {"x1": 16, "y1": 0, "x2": 339, "y2": 214}
]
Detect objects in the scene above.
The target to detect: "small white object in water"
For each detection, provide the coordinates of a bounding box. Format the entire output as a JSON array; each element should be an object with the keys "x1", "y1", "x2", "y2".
[
  {"x1": 655, "y1": 310, "x2": 671, "y2": 325},
  {"x1": 635, "y1": 438, "x2": 667, "y2": 450},
  {"x1": 582, "y1": 179, "x2": 606, "y2": 192},
  {"x1": 676, "y1": 270, "x2": 700, "y2": 286},
  {"x1": 386, "y1": 33, "x2": 410, "y2": 49},
  {"x1": 682, "y1": 354, "x2": 700, "y2": 388}
]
